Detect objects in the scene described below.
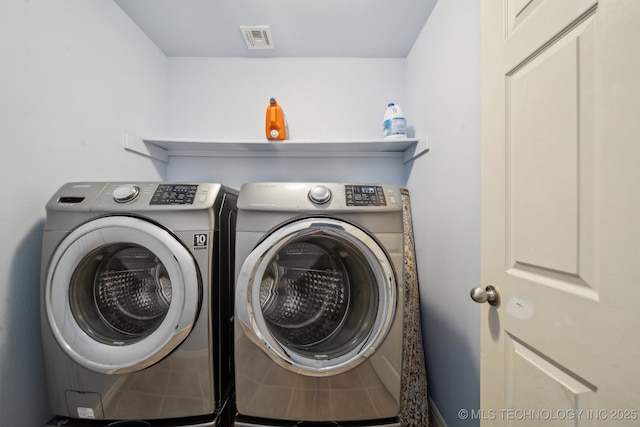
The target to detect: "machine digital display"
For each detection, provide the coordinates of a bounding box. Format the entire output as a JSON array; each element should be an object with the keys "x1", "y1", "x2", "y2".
[
  {"x1": 150, "y1": 184, "x2": 198, "y2": 205},
  {"x1": 358, "y1": 186, "x2": 376, "y2": 194},
  {"x1": 344, "y1": 185, "x2": 386, "y2": 206}
]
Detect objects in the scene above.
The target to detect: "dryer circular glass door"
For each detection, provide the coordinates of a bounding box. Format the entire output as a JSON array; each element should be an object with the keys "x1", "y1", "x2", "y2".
[
  {"x1": 45, "y1": 216, "x2": 201, "y2": 375},
  {"x1": 236, "y1": 217, "x2": 397, "y2": 376}
]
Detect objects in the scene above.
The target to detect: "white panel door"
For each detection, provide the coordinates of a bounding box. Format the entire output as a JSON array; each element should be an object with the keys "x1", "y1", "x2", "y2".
[{"x1": 480, "y1": 0, "x2": 640, "y2": 425}]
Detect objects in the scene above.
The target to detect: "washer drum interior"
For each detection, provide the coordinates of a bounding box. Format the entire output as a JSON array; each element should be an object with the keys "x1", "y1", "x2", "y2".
[
  {"x1": 71, "y1": 244, "x2": 173, "y2": 344},
  {"x1": 238, "y1": 218, "x2": 396, "y2": 375}
]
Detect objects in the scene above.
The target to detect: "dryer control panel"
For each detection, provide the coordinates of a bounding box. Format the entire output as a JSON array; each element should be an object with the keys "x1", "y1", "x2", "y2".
[
  {"x1": 238, "y1": 182, "x2": 401, "y2": 212},
  {"x1": 344, "y1": 185, "x2": 386, "y2": 206}
]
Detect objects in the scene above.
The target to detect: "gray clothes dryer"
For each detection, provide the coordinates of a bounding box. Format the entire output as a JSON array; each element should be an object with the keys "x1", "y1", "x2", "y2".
[
  {"x1": 40, "y1": 182, "x2": 237, "y2": 425},
  {"x1": 233, "y1": 182, "x2": 404, "y2": 426}
]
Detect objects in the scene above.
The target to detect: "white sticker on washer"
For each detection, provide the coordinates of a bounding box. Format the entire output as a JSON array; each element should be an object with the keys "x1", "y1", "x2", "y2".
[{"x1": 77, "y1": 407, "x2": 95, "y2": 419}]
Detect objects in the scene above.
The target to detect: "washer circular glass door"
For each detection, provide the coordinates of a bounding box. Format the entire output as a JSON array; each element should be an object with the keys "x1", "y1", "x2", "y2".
[
  {"x1": 45, "y1": 216, "x2": 201, "y2": 375},
  {"x1": 236, "y1": 217, "x2": 397, "y2": 376}
]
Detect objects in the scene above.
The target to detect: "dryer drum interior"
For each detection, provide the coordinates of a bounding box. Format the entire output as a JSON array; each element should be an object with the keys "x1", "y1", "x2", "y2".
[
  {"x1": 69, "y1": 243, "x2": 173, "y2": 345},
  {"x1": 257, "y1": 234, "x2": 379, "y2": 359}
]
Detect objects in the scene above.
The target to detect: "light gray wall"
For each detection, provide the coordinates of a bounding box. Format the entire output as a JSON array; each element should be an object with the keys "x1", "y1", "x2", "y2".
[
  {"x1": 165, "y1": 57, "x2": 408, "y2": 187},
  {"x1": 167, "y1": 58, "x2": 406, "y2": 141},
  {"x1": 404, "y1": 0, "x2": 481, "y2": 425},
  {"x1": 0, "y1": 1, "x2": 169, "y2": 424}
]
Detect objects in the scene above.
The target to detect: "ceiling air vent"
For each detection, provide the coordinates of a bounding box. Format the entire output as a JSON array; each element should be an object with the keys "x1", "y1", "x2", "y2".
[{"x1": 240, "y1": 26, "x2": 275, "y2": 50}]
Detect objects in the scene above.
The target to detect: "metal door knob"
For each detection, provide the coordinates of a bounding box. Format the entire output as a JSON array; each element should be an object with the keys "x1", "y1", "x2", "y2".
[{"x1": 470, "y1": 285, "x2": 500, "y2": 306}]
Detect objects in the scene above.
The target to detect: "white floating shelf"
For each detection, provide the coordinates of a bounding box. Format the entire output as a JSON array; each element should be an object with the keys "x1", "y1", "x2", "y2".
[{"x1": 124, "y1": 134, "x2": 428, "y2": 163}]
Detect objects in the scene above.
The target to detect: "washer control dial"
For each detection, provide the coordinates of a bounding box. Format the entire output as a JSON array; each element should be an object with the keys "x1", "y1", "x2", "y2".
[
  {"x1": 308, "y1": 185, "x2": 332, "y2": 204},
  {"x1": 113, "y1": 184, "x2": 140, "y2": 203}
]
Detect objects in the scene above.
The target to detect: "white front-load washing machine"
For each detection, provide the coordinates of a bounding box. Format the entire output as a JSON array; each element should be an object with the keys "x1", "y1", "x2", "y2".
[
  {"x1": 233, "y1": 182, "x2": 404, "y2": 427},
  {"x1": 40, "y1": 182, "x2": 237, "y2": 426}
]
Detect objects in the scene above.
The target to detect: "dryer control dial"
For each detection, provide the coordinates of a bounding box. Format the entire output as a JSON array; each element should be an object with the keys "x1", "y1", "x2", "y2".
[
  {"x1": 113, "y1": 184, "x2": 140, "y2": 203},
  {"x1": 308, "y1": 185, "x2": 332, "y2": 204}
]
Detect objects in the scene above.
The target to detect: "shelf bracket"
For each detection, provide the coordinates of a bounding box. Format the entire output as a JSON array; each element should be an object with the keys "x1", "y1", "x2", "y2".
[
  {"x1": 124, "y1": 133, "x2": 169, "y2": 163},
  {"x1": 403, "y1": 134, "x2": 429, "y2": 163}
]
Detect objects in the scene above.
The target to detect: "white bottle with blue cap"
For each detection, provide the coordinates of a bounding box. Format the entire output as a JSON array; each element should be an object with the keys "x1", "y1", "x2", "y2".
[{"x1": 383, "y1": 103, "x2": 407, "y2": 139}]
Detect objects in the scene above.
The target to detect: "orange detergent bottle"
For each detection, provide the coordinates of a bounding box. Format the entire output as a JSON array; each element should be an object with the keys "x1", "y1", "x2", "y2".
[{"x1": 265, "y1": 98, "x2": 288, "y2": 140}]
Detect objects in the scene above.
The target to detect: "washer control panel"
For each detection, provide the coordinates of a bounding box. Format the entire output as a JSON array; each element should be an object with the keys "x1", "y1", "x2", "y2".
[
  {"x1": 345, "y1": 185, "x2": 386, "y2": 206},
  {"x1": 150, "y1": 184, "x2": 198, "y2": 205}
]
